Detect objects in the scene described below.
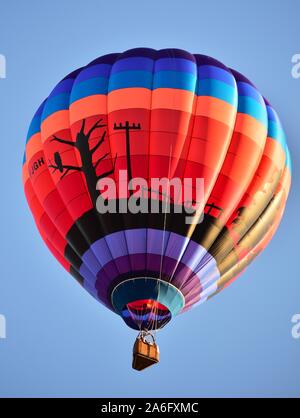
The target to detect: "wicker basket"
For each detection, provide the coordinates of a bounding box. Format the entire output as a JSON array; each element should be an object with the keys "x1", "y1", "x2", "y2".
[{"x1": 132, "y1": 335, "x2": 160, "y2": 371}]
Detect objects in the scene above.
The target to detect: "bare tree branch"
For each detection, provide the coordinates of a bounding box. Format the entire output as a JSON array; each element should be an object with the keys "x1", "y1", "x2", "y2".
[
  {"x1": 93, "y1": 152, "x2": 109, "y2": 171},
  {"x1": 60, "y1": 166, "x2": 82, "y2": 179},
  {"x1": 96, "y1": 168, "x2": 115, "y2": 180},
  {"x1": 86, "y1": 118, "x2": 106, "y2": 139},
  {"x1": 96, "y1": 154, "x2": 117, "y2": 180},
  {"x1": 49, "y1": 163, "x2": 82, "y2": 173},
  {"x1": 90, "y1": 131, "x2": 106, "y2": 154},
  {"x1": 79, "y1": 118, "x2": 86, "y2": 134},
  {"x1": 49, "y1": 153, "x2": 82, "y2": 179},
  {"x1": 50, "y1": 135, "x2": 75, "y2": 147},
  {"x1": 49, "y1": 164, "x2": 59, "y2": 173}
]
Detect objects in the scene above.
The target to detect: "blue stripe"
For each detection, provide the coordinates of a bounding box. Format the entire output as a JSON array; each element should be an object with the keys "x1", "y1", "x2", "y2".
[
  {"x1": 198, "y1": 65, "x2": 236, "y2": 86},
  {"x1": 70, "y1": 77, "x2": 108, "y2": 103},
  {"x1": 108, "y1": 70, "x2": 153, "y2": 91},
  {"x1": 266, "y1": 107, "x2": 290, "y2": 165},
  {"x1": 39, "y1": 73, "x2": 239, "y2": 119},
  {"x1": 266, "y1": 104, "x2": 280, "y2": 123},
  {"x1": 285, "y1": 146, "x2": 292, "y2": 171},
  {"x1": 266, "y1": 104, "x2": 290, "y2": 164},
  {"x1": 75, "y1": 64, "x2": 112, "y2": 83},
  {"x1": 237, "y1": 81, "x2": 265, "y2": 106},
  {"x1": 26, "y1": 116, "x2": 41, "y2": 142},
  {"x1": 197, "y1": 79, "x2": 237, "y2": 105},
  {"x1": 153, "y1": 71, "x2": 196, "y2": 92},
  {"x1": 26, "y1": 101, "x2": 46, "y2": 142},
  {"x1": 37, "y1": 76, "x2": 268, "y2": 123},
  {"x1": 266, "y1": 104, "x2": 290, "y2": 162},
  {"x1": 41, "y1": 92, "x2": 70, "y2": 122},
  {"x1": 268, "y1": 121, "x2": 287, "y2": 148},
  {"x1": 238, "y1": 96, "x2": 268, "y2": 127}
]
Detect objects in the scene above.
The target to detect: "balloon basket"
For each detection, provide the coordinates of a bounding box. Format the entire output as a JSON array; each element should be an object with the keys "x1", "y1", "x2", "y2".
[{"x1": 132, "y1": 332, "x2": 160, "y2": 371}]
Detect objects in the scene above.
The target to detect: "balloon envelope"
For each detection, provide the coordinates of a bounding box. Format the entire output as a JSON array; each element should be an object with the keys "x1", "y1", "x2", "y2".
[{"x1": 22, "y1": 48, "x2": 291, "y2": 331}]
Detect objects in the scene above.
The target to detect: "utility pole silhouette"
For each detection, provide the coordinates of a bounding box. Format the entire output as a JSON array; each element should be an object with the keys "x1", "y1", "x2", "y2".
[{"x1": 113, "y1": 121, "x2": 141, "y2": 186}]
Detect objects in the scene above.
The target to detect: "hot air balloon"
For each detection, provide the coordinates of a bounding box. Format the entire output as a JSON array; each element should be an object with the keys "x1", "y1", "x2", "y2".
[{"x1": 22, "y1": 48, "x2": 291, "y2": 371}]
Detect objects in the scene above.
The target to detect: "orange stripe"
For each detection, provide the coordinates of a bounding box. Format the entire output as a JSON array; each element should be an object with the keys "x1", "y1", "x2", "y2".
[
  {"x1": 22, "y1": 163, "x2": 29, "y2": 185},
  {"x1": 108, "y1": 88, "x2": 152, "y2": 112},
  {"x1": 195, "y1": 96, "x2": 236, "y2": 126},
  {"x1": 234, "y1": 113, "x2": 267, "y2": 147},
  {"x1": 152, "y1": 88, "x2": 195, "y2": 112},
  {"x1": 44, "y1": 89, "x2": 238, "y2": 133},
  {"x1": 70, "y1": 94, "x2": 107, "y2": 125},
  {"x1": 70, "y1": 89, "x2": 236, "y2": 126},
  {"x1": 41, "y1": 110, "x2": 70, "y2": 142},
  {"x1": 264, "y1": 137, "x2": 286, "y2": 170},
  {"x1": 26, "y1": 132, "x2": 43, "y2": 162}
]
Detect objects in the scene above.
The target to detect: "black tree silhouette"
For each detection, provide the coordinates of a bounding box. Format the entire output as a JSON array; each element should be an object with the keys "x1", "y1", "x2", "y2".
[{"x1": 49, "y1": 118, "x2": 117, "y2": 207}]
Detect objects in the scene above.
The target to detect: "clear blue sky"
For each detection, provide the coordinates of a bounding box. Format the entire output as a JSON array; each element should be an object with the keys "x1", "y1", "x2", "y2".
[{"x1": 0, "y1": 0, "x2": 299, "y2": 397}]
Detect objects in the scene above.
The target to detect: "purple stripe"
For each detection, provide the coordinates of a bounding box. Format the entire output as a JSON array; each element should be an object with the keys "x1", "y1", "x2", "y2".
[
  {"x1": 119, "y1": 48, "x2": 157, "y2": 59},
  {"x1": 111, "y1": 56, "x2": 198, "y2": 75},
  {"x1": 125, "y1": 228, "x2": 147, "y2": 253},
  {"x1": 111, "y1": 57, "x2": 154, "y2": 73},
  {"x1": 231, "y1": 68, "x2": 256, "y2": 87},
  {"x1": 48, "y1": 78, "x2": 74, "y2": 98},
  {"x1": 83, "y1": 229, "x2": 209, "y2": 272},
  {"x1": 62, "y1": 68, "x2": 83, "y2": 81},
  {"x1": 105, "y1": 232, "x2": 129, "y2": 260},
  {"x1": 147, "y1": 229, "x2": 171, "y2": 255},
  {"x1": 74, "y1": 64, "x2": 112, "y2": 83},
  {"x1": 116, "y1": 48, "x2": 196, "y2": 62},
  {"x1": 155, "y1": 58, "x2": 196, "y2": 74},
  {"x1": 181, "y1": 242, "x2": 207, "y2": 271},
  {"x1": 83, "y1": 237, "x2": 112, "y2": 267},
  {"x1": 237, "y1": 81, "x2": 264, "y2": 105},
  {"x1": 79, "y1": 228, "x2": 220, "y2": 313},
  {"x1": 194, "y1": 54, "x2": 229, "y2": 70},
  {"x1": 87, "y1": 53, "x2": 120, "y2": 66},
  {"x1": 33, "y1": 100, "x2": 46, "y2": 118},
  {"x1": 156, "y1": 48, "x2": 195, "y2": 61},
  {"x1": 94, "y1": 254, "x2": 201, "y2": 308},
  {"x1": 198, "y1": 65, "x2": 236, "y2": 86}
]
